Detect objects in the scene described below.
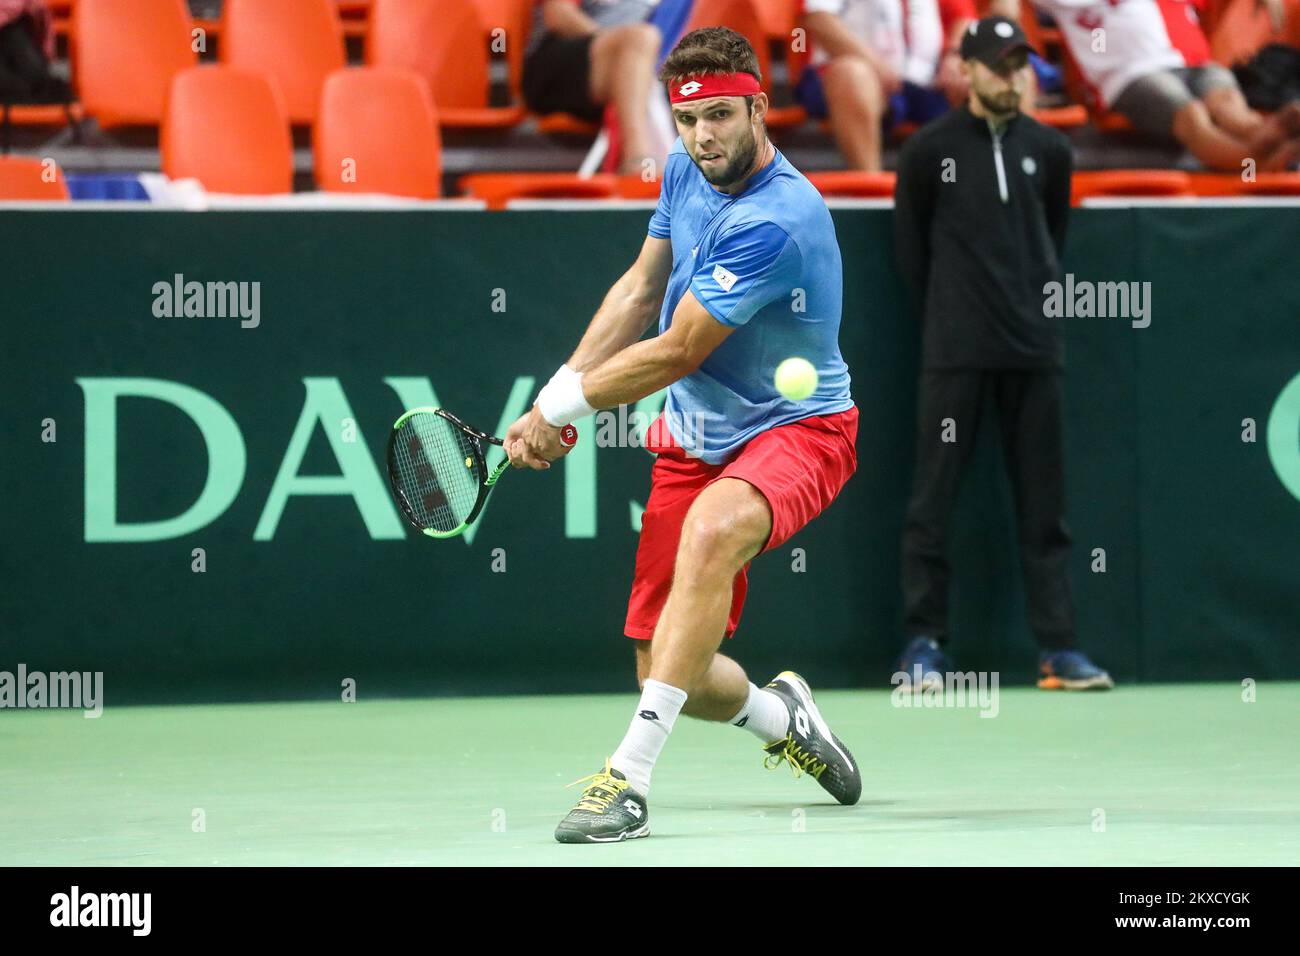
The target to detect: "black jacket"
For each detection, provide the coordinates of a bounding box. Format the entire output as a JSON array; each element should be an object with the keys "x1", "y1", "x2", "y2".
[{"x1": 893, "y1": 105, "x2": 1073, "y2": 369}]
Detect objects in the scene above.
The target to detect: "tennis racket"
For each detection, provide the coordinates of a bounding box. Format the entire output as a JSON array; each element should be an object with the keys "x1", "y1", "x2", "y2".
[{"x1": 387, "y1": 407, "x2": 578, "y2": 539}]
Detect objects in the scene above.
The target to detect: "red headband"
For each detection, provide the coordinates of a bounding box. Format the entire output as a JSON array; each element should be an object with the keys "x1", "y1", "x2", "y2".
[{"x1": 668, "y1": 72, "x2": 761, "y2": 104}]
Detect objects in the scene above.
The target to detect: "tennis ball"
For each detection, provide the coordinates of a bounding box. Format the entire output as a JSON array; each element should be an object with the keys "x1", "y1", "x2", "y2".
[{"x1": 775, "y1": 357, "x2": 818, "y2": 401}]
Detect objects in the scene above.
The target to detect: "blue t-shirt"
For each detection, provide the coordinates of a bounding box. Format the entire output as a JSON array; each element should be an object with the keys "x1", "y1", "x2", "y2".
[{"x1": 647, "y1": 139, "x2": 853, "y2": 464}]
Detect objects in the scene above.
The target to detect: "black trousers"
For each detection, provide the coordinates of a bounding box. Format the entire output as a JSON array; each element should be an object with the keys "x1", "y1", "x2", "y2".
[{"x1": 901, "y1": 369, "x2": 1076, "y2": 650}]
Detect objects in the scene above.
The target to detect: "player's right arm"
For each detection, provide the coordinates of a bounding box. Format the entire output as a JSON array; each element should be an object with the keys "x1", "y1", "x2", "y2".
[{"x1": 565, "y1": 234, "x2": 673, "y2": 373}]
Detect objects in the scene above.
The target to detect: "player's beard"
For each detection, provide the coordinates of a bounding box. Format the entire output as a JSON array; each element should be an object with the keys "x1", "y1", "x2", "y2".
[
  {"x1": 974, "y1": 84, "x2": 1020, "y2": 119},
  {"x1": 696, "y1": 127, "x2": 759, "y2": 188}
]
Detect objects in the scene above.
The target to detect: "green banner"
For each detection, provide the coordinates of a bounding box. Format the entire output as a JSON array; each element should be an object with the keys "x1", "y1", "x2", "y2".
[{"x1": 1, "y1": 208, "x2": 1296, "y2": 702}]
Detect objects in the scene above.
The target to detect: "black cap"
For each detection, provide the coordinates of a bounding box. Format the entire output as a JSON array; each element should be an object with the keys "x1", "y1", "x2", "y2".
[{"x1": 958, "y1": 16, "x2": 1036, "y2": 67}]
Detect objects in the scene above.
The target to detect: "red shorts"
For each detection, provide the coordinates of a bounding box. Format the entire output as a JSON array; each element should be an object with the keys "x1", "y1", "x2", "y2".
[{"x1": 624, "y1": 407, "x2": 859, "y2": 640}]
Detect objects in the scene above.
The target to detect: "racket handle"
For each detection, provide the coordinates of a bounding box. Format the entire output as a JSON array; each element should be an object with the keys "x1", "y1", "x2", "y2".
[{"x1": 559, "y1": 424, "x2": 578, "y2": 448}]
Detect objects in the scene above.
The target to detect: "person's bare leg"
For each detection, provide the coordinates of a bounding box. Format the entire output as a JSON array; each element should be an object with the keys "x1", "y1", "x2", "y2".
[
  {"x1": 646, "y1": 478, "x2": 772, "y2": 693},
  {"x1": 821, "y1": 55, "x2": 884, "y2": 171},
  {"x1": 590, "y1": 23, "x2": 661, "y2": 174},
  {"x1": 1171, "y1": 99, "x2": 1265, "y2": 170},
  {"x1": 1202, "y1": 85, "x2": 1270, "y2": 141},
  {"x1": 635, "y1": 643, "x2": 749, "y2": 721},
  {"x1": 1201, "y1": 86, "x2": 1300, "y2": 155}
]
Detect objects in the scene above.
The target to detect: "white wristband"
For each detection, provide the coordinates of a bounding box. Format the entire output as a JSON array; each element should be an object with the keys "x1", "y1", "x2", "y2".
[{"x1": 536, "y1": 364, "x2": 595, "y2": 427}]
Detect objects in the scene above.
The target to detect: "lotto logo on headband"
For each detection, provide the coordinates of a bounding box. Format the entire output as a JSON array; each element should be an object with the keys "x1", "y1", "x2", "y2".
[{"x1": 668, "y1": 72, "x2": 762, "y2": 103}]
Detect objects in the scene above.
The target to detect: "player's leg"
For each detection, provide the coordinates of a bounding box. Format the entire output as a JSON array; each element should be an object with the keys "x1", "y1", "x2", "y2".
[
  {"x1": 555, "y1": 475, "x2": 769, "y2": 844},
  {"x1": 601, "y1": 479, "x2": 774, "y2": 801},
  {"x1": 633, "y1": 641, "x2": 750, "y2": 722},
  {"x1": 644, "y1": 478, "x2": 770, "y2": 688},
  {"x1": 555, "y1": 439, "x2": 727, "y2": 843},
  {"x1": 705, "y1": 411, "x2": 863, "y2": 806},
  {"x1": 626, "y1": 470, "x2": 862, "y2": 806},
  {"x1": 820, "y1": 55, "x2": 886, "y2": 172},
  {"x1": 632, "y1": 636, "x2": 793, "y2": 758},
  {"x1": 589, "y1": 23, "x2": 662, "y2": 174},
  {"x1": 556, "y1": 412, "x2": 860, "y2": 842}
]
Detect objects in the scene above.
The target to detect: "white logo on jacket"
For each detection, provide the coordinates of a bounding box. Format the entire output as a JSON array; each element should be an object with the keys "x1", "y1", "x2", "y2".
[
  {"x1": 712, "y1": 264, "x2": 738, "y2": 292},
  {"x1": 1022, "y1": 156, "x2": 1037, "y2": 175}
]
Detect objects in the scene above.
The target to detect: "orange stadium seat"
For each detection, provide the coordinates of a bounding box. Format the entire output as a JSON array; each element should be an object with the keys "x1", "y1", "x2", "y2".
[
  {"x1": 162, "y1": 67, "x2": 293, "y2": 194},
  {"x1": 72, "y1": 0, "x2": 196, "y2": 127},
  {"x1": 1070, "y1": 170, "x2": 1195, "y2": 204},
  {"x1": 535, "y1": 113, "x2": 601, "y2": 135},
  {"x1": 315, "y1": 68, "x2": 443, "y2": 198},
  {"x1": 368, "y1": 0, "x2": 526, "y2": 128},
  {"x1": 0, "y1": 102, "x2": 84, "y2": 132},
  {"x1": 1033, "y1": 105, "x2": 1089, "y2": 128},
  {"x1": 472, "y1": 0, "x2": 534, "y2": 101},
  {"x1": 688, "y1": 0, "x2": 805, "y2": 128},
  {"x1": 804, "y1": 170, "x2": 896, "y2": 198},
  {"x1": 756, "y1": 0, "x2": 800, "y2": 38},
  {"x1": 459, "y1": 172, "x2": 621, "y2": 209},
  {"x1": 615, "y1": 174, "x2": 663, "y2": 199},
  {"x1": 0, "y1": 155, "x2": 70, "y2": 200},
  {"x1": 1187, "y1": 171, "x2": 1300, "y2": 196},
  {"x1": 220, "y1": 0, "x2": 346, "y2": 125}
]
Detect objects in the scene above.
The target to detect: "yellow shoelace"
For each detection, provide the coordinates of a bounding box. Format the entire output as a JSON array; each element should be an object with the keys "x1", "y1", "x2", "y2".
[
  {"x1": 565, "y1": 760, "x2": 628, "y2": 814},
  {"x1": 764, "y1": 734, "x2": 828, "y2": 780}
]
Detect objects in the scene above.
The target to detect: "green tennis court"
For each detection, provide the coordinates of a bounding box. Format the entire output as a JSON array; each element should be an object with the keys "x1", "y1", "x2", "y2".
[{"x1": 3, "y1": 683, "x2": 1295, "y2": 866}]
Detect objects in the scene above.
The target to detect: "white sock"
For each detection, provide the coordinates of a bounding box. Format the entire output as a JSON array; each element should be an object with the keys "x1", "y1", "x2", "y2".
[
  {"x1": 728, "y1": 683, "x2": 791, "y2": 744},
  {"x1": 610, "y1": 679, "x2": 688, "y2": 796}
]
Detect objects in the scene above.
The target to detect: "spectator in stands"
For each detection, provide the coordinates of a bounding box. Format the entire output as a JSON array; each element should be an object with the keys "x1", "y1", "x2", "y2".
[
  {"x1": 935, "y1": 0, "x2": 1035, "y2": 108},
  {"x1": 798, "y1": 0, "x2": 948, "y2": 170},
  {"x1": 1020, "y1": 0, "x2": 1300, "y2": 169},
  {"x1": 935, "y1": 0, "x2": 979, "y2": 104},
  {"x1": 523, "y1": 0, "x2": 663, "y2": 175},
  {"x1": 0, "y1": 0, "x2": 66, "y2": 102}
]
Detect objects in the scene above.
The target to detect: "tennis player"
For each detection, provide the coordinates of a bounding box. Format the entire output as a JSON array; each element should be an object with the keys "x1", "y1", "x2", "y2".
[{"x1": 503, "y1": 27, "x2": 861, "y2": 844}]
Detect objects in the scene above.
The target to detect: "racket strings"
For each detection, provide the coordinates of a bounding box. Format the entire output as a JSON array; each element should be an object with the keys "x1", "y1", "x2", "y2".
[{"x1": 392, "y1": 414, "x2": 483, "y2": 533}]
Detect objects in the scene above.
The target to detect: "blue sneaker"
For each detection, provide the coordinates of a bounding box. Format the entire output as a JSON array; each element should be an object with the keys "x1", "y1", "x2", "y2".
[
  {"x1": 894, "y1": 636, "x2": 950, "y2": 691},
  {"x1": 1038, "y1": 650, "x2": 1115, "y2": 690}
]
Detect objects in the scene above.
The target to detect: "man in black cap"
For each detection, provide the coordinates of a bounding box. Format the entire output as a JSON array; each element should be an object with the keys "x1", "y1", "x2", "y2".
[{"x1": 891, "y1": 16, "x2": 1113, "y2": 691}]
